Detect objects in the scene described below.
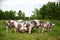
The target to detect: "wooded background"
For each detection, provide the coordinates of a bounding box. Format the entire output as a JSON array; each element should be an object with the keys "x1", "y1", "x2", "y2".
[{"x1": 0, "y1": 2, "x2": 60, "y2": 20}]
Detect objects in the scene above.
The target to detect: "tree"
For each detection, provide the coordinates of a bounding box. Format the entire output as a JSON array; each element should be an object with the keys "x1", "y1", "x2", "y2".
[
  {"x1": 31, "y1": 2, "x2": 60, "y2": 20},
  {"x1": 0, "y1": 9, "x2": 4, "y2": 19},
  {"x1": 18, "y1": 10, "x2": 22, "y2": 19},
  {"x1": 8, "y1": 10, "x2": 15, "y2": 19},
  {"x1": 32, "y1": 8, "x2": 42, "y2": 19},
  {"x1": 22, "y1": 12, "x2": 25, "y2": 20},
  {"x1": 4, "y1": 11, "x2": 9, "y2": 20}
]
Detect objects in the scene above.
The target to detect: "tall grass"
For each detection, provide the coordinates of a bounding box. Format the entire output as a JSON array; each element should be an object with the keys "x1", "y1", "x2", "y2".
[{"x1": 0, "y1": 20, "x2": 60, "y2": 40}]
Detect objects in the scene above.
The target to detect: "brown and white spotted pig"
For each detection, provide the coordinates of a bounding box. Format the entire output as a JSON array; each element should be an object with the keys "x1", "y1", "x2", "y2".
[
  {"x1": 6, "y1": 20, "x2": 14, "y2": 32},
  {"x1": 17, "y1": 22, "x2": 28, "y2": 32},
  {"x1": 24, "y1": 20, "x2": 41, "y2": 34},
  {"x1": 40, "y1": 22, "x2": 55, "y2": 32},
  {"x1": 6, "y1": 20, "x2": 27, "y2": 33},
  {"x1": 6, "y1": 20, "x2": 21, "y2": 33},
  {"x1": 16, "y1": 20, "x2": 28, "y2": 32},
  {"x1": 17, "y1": 19, "x2": 24, "y2": 24}
]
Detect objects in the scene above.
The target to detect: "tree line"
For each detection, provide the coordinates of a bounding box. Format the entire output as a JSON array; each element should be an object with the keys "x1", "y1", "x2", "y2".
[
  {"x1": 0, "y1": 2, "x2": 60, "y2": 20},
  {"x1": 31, "y1": 2, "x2": 60, "y2": 20},
  {"x1": 0, "y1": 10, "x2": 29, "y2": 20}
]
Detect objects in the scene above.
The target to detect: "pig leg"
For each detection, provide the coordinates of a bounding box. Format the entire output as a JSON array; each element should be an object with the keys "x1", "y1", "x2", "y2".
[
  {"x1": 6, "y1": 26, "x2": 8, "y2": 32},
  {"x1": 14, "y1": 28, "x2": 17, "y2": 33},
  {"x1": 42, "y1": 27, "x2": 44, "y2": 32},
  {"x1": 29, "y1": 26, "x2": 32, "y2": 34}
]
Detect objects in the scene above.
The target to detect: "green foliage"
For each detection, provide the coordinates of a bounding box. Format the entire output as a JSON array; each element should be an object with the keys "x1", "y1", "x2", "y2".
[
  {"x1": 21, "y1": 12, "x2": 25, "y2": 20},
  {"x1": 0, "y1": 10, "x2": 26, "y2": 20},
  {"x1": 0, "y1": 10, "x2": 5, "y2": 19},
  {"x1": 31, "y1": 8, "x2": 41, "y2": 19},
  {"x1": 18, "y1": 10, "x2": 22, "y2": 19},
  {"x1": 8, "y1": 10, "x2": 16, "y2": 19},
  {"x1": 0, "y1": 10, "x2": 16, "y2": 20},
  {"x1": 17, "y1": 10, "x2": 26, "y2": 20},
  {"x1": 31, "y1": 2, "x2": 60, "y2": 20}
]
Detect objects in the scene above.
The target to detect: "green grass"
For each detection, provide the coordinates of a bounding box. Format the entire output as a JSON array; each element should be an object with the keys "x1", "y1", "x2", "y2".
[{"x1": 0, "y1": 20, "x2": 60, "y2": 40}]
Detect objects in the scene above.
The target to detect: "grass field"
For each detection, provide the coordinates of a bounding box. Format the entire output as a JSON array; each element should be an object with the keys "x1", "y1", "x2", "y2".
[{"x1": 0, "y1": 20, "x2": 60, "y2": 40}]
